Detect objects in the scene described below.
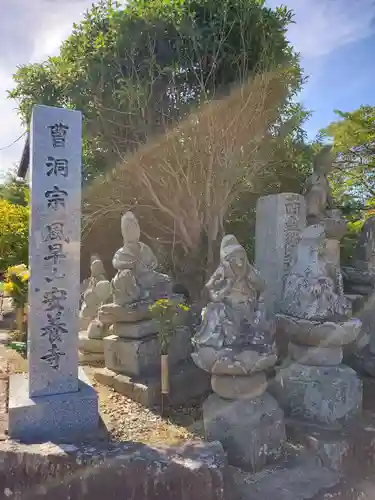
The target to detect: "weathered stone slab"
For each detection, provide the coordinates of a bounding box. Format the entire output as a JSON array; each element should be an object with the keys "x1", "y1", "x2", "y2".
[
  {"x1": 99, "y1": 301, "x2": 151, "y2": 324},
  {"x1": 8, "y1": 368, "x2": 98, "y2": 442},
  {"x1": 230, "y1": 454, "x2": 340, "y2": 500},
  {"x1": 348, "y1": 345, "x2": 375, "y2": 377},
  {"x1": 27, "y1": 105, "x2": 82, "y2": 398},
  {"x1": 0, "y1": 440, "x2": 228, "y2": 500},
  {"x1": 255, "y1": 193, "x2": 306, "y2": 315},
  {"x1": 288, "y1": 342, "x2": 343, "y2": 366},
  {"x1": 104, "y1": 327, "x2": 191, "y2": 376},
  {"x1": 78, "y1": 332, "x2": 104, "y2": 353},
  {"x1": 78, "y1": 352, "x2": 104, "y2": 364},
  {"x1": 203, "y1": 392, "x2": 286, "y2": 471},
  {"x1": 269, "y1": 363, "x2": 362, "y2": 429},
  {"x1": 211, "y1": 373, "x2": 267, "y2": 400},
  {"x1": 95, "y1": 360, "x2": 211, "y2": 408},
  {"x1": 110, "y1": 319, "x2": 157, "y2": 339}
]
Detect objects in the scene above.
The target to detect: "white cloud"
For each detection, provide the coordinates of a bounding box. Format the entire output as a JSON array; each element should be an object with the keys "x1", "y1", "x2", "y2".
[
  {"x1": 267, "y1": 0, "x2": 375, "y2": 59},
  {"x1": 0, "y1": 0, "x2": 94, "y2": 176}
]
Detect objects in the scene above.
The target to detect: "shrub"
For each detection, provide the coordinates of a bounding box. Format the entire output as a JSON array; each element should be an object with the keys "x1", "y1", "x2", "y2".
[{"x1": 0, "y1": 200, "x2": 29, "y2": 271}]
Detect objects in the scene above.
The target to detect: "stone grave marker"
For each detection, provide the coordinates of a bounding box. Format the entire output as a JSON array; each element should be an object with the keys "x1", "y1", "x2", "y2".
[
  {"x1": 8, "y1": 104, "x2": 99, "y2": 442},
  {"x1": 255, "y1": 193, "x2": 306, "y2": 316}
]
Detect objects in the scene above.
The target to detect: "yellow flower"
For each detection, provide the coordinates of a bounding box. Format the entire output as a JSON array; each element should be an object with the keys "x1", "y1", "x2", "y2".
[
  {"x1": 178, "y1": 304, "x2": 190, "y2": 312},
  {"x1": 20, "y1": 271, "x2": 30, "y2": 282},
  {"x1": 3, "y1": 282, "x2": 14, "y2": 294},
  {"x1": 8, "y1": 264, "x2": 27, "y2": 276}
]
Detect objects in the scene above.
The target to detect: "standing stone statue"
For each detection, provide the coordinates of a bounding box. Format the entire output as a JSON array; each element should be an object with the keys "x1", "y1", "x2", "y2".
[
  {"x1": 192, "y1": 235, "x2": 285, "y2": 472},
  {"x1": 110, "y1": 211, "x2": 171, "y2": 306},
  {"x1": 303, "y1": 146, "x2": 334, "y2": 226},
  {"x1": 281, "y1": 225, "x2": 351, "y2": 322},
  {"x1": 79, "y1": 258, "x2": 111, "y2": 330},
  {"x1": 78, "y1": 258, "x2": 111, "y2": 364},
  {"x1": 273, "y1": 221, "x2": 362, "y2": 429},
  {"x1": 94, "y1": 212, "x2": 205, "y2": 407}
]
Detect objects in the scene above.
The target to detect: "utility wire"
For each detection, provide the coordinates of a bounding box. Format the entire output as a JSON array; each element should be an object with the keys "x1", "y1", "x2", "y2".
[{"x1": 0, "y1": 132, "x2": 27, "y2": 151}]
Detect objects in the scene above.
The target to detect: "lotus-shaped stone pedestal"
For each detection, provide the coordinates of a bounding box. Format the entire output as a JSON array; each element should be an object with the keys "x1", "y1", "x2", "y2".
[{"x1": 270, "y1": 315, "x2": 363, "y2": 428}]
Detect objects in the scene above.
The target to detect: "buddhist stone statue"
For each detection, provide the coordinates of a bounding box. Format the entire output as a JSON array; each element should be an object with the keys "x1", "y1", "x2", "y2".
[
  {"x1": 192, "y1": 235, "x2": 284, "y2": 471},
  {"x1": 303, "y1": 146, "x2": 334, "y2": 226},
  {"x1": 192, "y1": 235, "x2": 276, "y2": 375},
  {"x1": 110, "y1": 211, "x2": 171, "y2": 306},
  {"x1": 79, "y1": 258, "x2": 111, "y2": 329},
  {"x1": 281, "y1": 224, "x2": 351, "y2": 321}
]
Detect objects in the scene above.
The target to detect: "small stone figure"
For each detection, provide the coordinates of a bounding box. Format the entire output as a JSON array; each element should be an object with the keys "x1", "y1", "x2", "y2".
[
  {"x1": 194, "y1": 235, "x2": 274, "y2": 353},
  {"x1": 303, "y1": 146, "x2": 334, "y2": 226},
  {"x1": 111, "y1": 211, "x2": 171, "y2": 306},
  {"x1": 79, "y1": 259, "x2": 111, "y2": 329},
  {"x1": 281, "y1": 224, "x2": 351, "y2": 321}
]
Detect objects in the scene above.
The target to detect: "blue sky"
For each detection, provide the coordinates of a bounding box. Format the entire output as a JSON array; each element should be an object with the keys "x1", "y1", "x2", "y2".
[{"x1": 0, "y1": 0, "x2": 374, "y2": 177}]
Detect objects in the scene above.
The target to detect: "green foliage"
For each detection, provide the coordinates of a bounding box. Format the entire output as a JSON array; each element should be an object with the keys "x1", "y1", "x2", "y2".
[
  {"x1": 0, "y1": 200, "x2": 29, "y2": 271},
  {"x1": 149, "y1": 298, "x2": 190, "y2": 354},
  {"x1": 0, "y1": 171, "x2": 29, "y2": 206},
  {"x1": 226, "y1": 102, "x2": 314, "y2": 258},
  {"x1": 3, "y1": 264, "x2": 29, "y2": 308},
  {"x1": 9, "y1": 0, "x2": 302, "y2": 183},
  {"x1": 322, "y1": 106, "x2": 375, "y2": 209}
]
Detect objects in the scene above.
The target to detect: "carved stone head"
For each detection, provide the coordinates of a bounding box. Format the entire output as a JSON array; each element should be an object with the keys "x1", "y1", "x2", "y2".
[
  {"x1": 90, "y1": 259, "x2": 105, "y2": 278},
  {"x1": 313, "y1": 145, "x2": 334, "y2": 174},
  {"x1": 220, "y1": 235, "x2": 248, "y2": 273},
  {"x1": 121, "y1": 211, "x2": 140, "y2": 244}
]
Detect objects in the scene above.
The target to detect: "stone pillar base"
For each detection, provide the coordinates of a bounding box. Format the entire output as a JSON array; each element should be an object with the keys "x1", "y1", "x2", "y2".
[
  {"x1": 270, "y1": 363, "x2": 362, "y2": 429},
  {"x1": 8, "y1": 368, "x2": 99, "y2": 443},
  {"x1": 203, "y1": 392, "x2": 285, "y2": 471}
]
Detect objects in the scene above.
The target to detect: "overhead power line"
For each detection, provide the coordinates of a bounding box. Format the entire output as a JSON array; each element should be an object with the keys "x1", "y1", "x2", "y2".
[{"x1": 0, "y1": 132, "x2": 27, "y2": 152}]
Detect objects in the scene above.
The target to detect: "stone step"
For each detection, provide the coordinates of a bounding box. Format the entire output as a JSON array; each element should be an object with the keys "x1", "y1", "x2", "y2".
[{"x1": 229, "y1": 452, "x2": 341, "y2": 500}]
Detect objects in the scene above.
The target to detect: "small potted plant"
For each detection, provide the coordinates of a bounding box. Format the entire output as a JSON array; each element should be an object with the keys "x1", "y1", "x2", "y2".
[
  {"x1": 4, "y1": 264, "x2": 29, "y2": 355},
  {"x1": 149, "y1": 298, "x2": 190, "y2": 408}
]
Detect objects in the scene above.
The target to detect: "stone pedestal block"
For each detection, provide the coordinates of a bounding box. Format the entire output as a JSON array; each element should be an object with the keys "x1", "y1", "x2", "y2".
[
  {"x1": 288, "y1": 342, "x2": 343, "y2": 366},
  {"x1": 270, "y1": 363, "x2": 362, "y2": 429},
  {"x1": 203, "y1": 392, "x2": 286, "y2": 471},
  {"x1": 86, "y1": 319, "x2": 107, "y2": 339},
  {"x1": 104, "y1": 327, "x2": 191, "y2": 376},
  {"x1": 99, "y1": 301, "x2": 151, "y2": 324},
  {"x1": 79, "y1": 331, "x2": 104, "y2": 353},
  {"x1": 211, "y1": 373, "x2": 267, "y2": 400},
  {"x1": 79, "y1": 352, "x2": 104, "y2": 364},
  {"x1": 110, "y1": 320, "x2": 156, "y2": 339},
  {"x1": 8, "y1": 368, "x2": 99, "y2": 443},
  {"x1": 94, "y1": 360, "x2": 211, "y2": 408}
]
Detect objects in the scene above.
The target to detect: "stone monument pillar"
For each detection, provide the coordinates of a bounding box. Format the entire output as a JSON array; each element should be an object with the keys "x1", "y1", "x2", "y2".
[
  {"x1": 255, "y1": 193, "x2": 306, "y2": 316},
  {"x1": 94, "y1": 211, "x2": 210, "y2": 407},
  {"x1": 8, "y1": 105, "x2": 99, "y2": 442},
  {"x1": 192, "y1": 235, "x2": 286, "y2": 471}
]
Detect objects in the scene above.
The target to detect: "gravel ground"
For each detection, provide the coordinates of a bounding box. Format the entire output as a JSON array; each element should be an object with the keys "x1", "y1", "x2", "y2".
[
  {"x1": 92, "y1": 377, "x2": 205, "y2": 445},
  {"x1": 2, "y1": 346, "x2": 206, "y2": 446}
]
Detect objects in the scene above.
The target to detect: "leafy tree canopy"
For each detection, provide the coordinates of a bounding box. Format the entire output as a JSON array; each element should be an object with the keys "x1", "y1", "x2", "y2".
[
  {"x1": 322, "y1": 105, "x2": 375, "y2": 213},
  {"x1": 9, "y1": 0, "x2": 303, "y2": 183}
]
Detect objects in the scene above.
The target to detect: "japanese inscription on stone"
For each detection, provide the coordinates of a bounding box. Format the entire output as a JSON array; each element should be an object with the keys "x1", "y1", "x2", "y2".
[
  {"x1": 284, "y1": 198, "x2": 302, "y2": 273},
  {"x1": 28, "y1": 105, "x2": 82, "y2": 398}
]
